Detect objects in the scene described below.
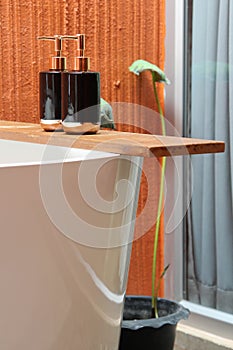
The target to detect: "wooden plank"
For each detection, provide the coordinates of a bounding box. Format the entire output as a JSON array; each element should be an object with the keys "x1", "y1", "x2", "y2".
[{"x1": 0, "y1": 121, "x2": 225, "y2": 157}]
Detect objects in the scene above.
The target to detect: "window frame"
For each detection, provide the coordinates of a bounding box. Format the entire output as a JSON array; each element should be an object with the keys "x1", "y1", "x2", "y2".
[{"x1": 164, "y1": 0, "x2": 233, "y2": 341}]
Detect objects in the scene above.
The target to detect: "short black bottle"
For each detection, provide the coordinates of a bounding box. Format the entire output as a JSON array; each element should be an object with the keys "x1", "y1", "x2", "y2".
[
  {"x1": 38, "y1": 35, "x2": 67, "y2": 131},
  {"x1": 61, "y1": 34, "x2": 100, "y2": 134}
]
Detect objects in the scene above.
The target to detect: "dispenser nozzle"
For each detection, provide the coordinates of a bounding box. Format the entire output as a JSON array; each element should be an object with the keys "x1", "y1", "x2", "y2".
[
  {"x1": 62, "y1": 34, "x2": 90, "y2": 71},
  {"x1": 38, "y1": 35, "x2": 67, "y2": 70},
  {"x1": 76, "y1": 34, "x2": 85, "y2": 57}
]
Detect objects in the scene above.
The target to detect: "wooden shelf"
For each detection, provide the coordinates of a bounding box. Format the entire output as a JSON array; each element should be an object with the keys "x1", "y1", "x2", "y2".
[{"x1": 0, "y1": 121, "x2": 225, "y2": 158}]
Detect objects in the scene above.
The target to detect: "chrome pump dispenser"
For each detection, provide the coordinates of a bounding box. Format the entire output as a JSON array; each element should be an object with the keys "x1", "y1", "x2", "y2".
[
  {"x1": 38, "y1": 35, "x2": 67, "y2": 131},
  {"x1": 61, "y1": 34, "x2": 100, "y2": 134}
]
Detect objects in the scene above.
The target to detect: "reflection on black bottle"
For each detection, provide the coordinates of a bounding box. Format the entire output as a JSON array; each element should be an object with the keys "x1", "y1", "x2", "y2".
[
  {"x1": 64, "y1": 101, "x2": 75, "y2": 122},
  {"x1": 44, "y1": 93, "x2": 54, "y2": 119},
  {"x1": 39, "y1": 72, "x2": 61, "y2": 120}
]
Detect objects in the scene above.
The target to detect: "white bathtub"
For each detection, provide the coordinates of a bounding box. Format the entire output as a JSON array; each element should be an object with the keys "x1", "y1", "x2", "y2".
[{"x1": 0, "y1": 139, "x2": 142, "y2": 350}]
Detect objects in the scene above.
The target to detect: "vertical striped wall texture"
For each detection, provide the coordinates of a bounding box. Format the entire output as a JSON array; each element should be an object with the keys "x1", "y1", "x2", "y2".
[{"x1": 0, "y1": 0, "x2": 166, "y2": 296}]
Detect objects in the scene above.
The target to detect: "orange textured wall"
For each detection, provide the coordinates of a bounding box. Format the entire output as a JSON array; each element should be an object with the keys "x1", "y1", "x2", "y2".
[{"x1": 0, "y1": 0, "x2": 166, "y2": 296}]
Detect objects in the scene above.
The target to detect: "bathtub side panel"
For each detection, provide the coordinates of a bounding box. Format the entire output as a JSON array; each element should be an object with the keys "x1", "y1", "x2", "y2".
[{"x1": 0, "y1": 156, "x2": 142, "y2": 349}]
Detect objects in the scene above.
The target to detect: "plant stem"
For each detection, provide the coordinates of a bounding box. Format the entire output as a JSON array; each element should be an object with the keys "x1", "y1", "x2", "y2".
[
  {"x1": 152, "y1": 156, "x2": 166, "y2": 317},
  {"x1": 151, "y1": 77, "x2": 167, "y2": 318},
  {"x1": 153, "y1": 79, "x2": 166, "y2": 135}
]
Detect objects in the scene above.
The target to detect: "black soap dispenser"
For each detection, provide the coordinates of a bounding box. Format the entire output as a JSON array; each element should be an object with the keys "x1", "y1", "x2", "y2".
[
  {"x1": 61, "y1": 34, "x2": 100, "y2": 134},
  {"x1": 38, "y1": 35, "x2": 67, "y2": 131}
]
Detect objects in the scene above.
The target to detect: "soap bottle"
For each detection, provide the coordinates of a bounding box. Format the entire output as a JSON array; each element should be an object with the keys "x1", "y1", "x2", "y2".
[
  {"x1": 61, "y1": 34, "x2": 100, "y2": 134},
  {"x1": 38, "y1": 35, "x2": 67, "y2": 131}
]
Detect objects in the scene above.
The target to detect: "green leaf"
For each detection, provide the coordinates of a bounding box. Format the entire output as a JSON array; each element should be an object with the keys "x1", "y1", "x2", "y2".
[
  {"x1": 100, "y1": 98, "x2": 115, "y2": 129},
  {"x1": 129, "y1": 59, "x2": 171, "y2": 84}
]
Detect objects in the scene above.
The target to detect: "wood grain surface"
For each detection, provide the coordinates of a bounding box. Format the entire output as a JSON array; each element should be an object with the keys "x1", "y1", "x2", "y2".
[{"x1": 0, "y1": 121, "x2": 225, "y2": 157}]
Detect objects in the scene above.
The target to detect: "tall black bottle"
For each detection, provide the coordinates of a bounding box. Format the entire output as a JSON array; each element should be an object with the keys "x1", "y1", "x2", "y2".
[
  {"x1": 38, "y1": 35, "x2": 67, "y2": 131},
  {"x1": 61, "y1": 34, "x2": 100, "y2": 134}
]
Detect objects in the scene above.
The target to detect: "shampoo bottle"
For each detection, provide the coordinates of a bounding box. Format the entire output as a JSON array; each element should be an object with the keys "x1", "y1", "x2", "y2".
[
  {"x1": 61, "y1": 34, "x2": 100, "y2": 134},
  {"x1": 38, "y1": 35, "x2": 67, "y2": 131}
]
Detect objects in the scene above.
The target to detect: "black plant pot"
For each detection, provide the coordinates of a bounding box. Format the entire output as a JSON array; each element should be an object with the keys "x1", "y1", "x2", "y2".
[{"x1": 119, "y1": 296, "x2": 190, "y2": 350}]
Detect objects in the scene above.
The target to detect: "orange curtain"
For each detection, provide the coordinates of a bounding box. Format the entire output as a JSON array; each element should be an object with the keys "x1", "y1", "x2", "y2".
[{"x1": 0, "y1": 0, "x2": 166, "y2": 295}]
